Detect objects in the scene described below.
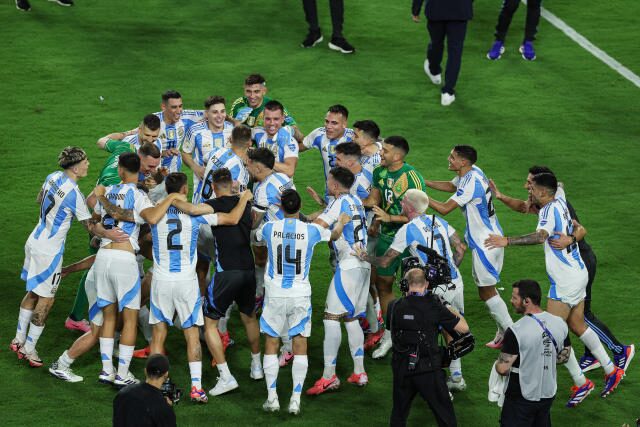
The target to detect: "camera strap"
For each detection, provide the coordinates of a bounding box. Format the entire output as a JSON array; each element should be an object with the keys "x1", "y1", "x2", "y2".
[{"x1": 528, "y1": 314, "x2": 560, "y2": 354}]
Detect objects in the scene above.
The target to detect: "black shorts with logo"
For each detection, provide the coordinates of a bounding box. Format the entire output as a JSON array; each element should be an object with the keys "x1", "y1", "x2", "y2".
[{"x1": 204, "y1": 270, "x2": 256, "y2": 320}]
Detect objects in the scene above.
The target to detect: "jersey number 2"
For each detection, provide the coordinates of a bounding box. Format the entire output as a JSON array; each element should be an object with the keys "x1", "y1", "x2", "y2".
[{"x1": 167, "y1": 218, "x2": 183, "y2": 250}]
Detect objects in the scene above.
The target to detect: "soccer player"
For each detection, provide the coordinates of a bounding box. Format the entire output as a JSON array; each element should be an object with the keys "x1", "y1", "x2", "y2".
[
  {"x1": 252, "y1": 100, "x2": 299, "y2": 178},
  {"x1": 352, "y1": 120, "x2": 382, "y2": 176},
  {"x1": 299, "y1": 104, "x2": 354, "y2": 204},
  {"x1": 91, "y1": 152, "x2": 183, "y2": 388},
  {"x1": 490, "y1": 166, "x2": 635, "y2": 374},
  {"x1": 230, "y1": 74, "x2": 303, "y2": 141},
  {"x1": 255, "y1": 189, "x2": 349, "y2": 414},
  {"x1": 146, "y1": 172, "x2": 252, "y2": 403},
  {"x1": 182, "y1": 95, "x2": 234, "y2": 201},
  {"x1": 485, "y1": 172, "x2": 625, "y2": 405},
  {"x1": 305, "y1": 167, "x2": 371, "y2": 394},
  {"x1": 354, "y1": 189, "x2": 468, "y2": 390},
  {"x1": 10, "y1": 147, "x2": 124, "y2": 367},
  {"x1": 425, "y1": 145, "x2": 513, "y2": 349},
  {"x1": 173, "y1": 169, "x2": 262, "y2": 397},
  {"x1": 155, "y1": 90, "x2": 205, "y2": 172},
  {"x1": 96, "y1": 113, "x2": 162, "y2": 152},
  {"x1": 361, "y1": 136, "x2": 425, "y2": 359}
]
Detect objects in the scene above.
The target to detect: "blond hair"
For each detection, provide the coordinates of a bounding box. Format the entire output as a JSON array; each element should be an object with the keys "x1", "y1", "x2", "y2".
[
  {"x1": 403, "y1": 189, "x2": 430, "y2": 213},
  {"x1": 58, "y1": 146, "x2": 87, "y2": 169}
]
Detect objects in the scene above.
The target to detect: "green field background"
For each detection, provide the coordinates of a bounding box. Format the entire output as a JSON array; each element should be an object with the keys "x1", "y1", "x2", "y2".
[{"x1": 1, "y1": 0, "x2": 638, "y2": 425}]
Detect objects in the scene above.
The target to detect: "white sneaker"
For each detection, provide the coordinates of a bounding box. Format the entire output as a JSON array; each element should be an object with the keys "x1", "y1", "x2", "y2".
[
  {"x1": 114, "y1": 371, "x2": 139, "y2": 388},
  {"x1": 441, "y1": 93, "x2": 456, "y2": 106},
  {"x1": 250, "y1": 360, "x2": 264, "y2": 380},
  {"x1": 423, "y1": 59, "x2": 442, "y2": 85},
  {"x1": 208, "y1": 376, "x2": 239, "y2": 396},
  {"x1": 262, "y1": 396, "x2": 280, "y2": 412},
  {"x1": 288, "y1": 398, "x2": 300, "y2": 415},
  {"x1": 98, "y1": 370, "x2": 115, "y2": 384},
  {"x1": 372, "y1": 335, "x2": 392, "y2": 359},
  {"x1": 49, "y1": 361, "x2": 83, "y2": 383},
  {"x1": 446, "y1": 374, "x2": 467, "y2": 392}
]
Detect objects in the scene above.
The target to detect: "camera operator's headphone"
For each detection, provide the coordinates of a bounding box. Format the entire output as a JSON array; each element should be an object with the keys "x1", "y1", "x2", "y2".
[{"x1": 399, "y1": 257, "x2": 429, "y2": 293}]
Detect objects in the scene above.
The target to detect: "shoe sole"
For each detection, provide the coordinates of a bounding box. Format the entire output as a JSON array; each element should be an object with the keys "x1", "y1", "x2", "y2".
[
  {"x1": 49, "y1": 369, "x2": 83, "y2": 383},
  {"x1": 190, "y1": 397, "x2": 208, "y2": 404},
  {"x1": 98, "y1": 377, "x2": 115, "y2": 385},
  {"x1": 301, "y1": 35, "x2": 323, "y2": 48},
  {"x1": 519, "y1": 47, "x2": 536, "y2": 61},
  {"x1": 328, "y1": 43, "x2": 354, "y2": 54},
  {"x1": 250, "y1": 373, "x2": 265, "y2": 380}
]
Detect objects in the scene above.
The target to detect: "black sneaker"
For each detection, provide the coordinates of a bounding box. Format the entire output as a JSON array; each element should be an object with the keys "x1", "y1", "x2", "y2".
[
  {"x1": 16, "y1": 0, "x2": 31, "y2": 11},
  {"x1": 301, "y1": 31, "x2": 323, "y2": 48},
  {"x1": 328, "y1": 37, "x2": 355, "y2": 54},
  {"x1": 49, "y1": 0, "x2": 74, "y2": 6}
]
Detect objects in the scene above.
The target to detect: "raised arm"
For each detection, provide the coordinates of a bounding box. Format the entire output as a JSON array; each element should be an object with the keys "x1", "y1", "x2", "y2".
[
  {"x1": 425, "y1": 180, "x2": 456, "y2": 193},
  {"x1": 489, "y1": 179, "x2": 529, "y2": 214},
  {"x1": 94, "y1": 186, "x2": 135, "y2": 223},
  {"x1": 428, "y1": 198, "x2": 458, "y2": 216},
  {"x1": 139, "y1": 193, "x2": 186, "y2": 225},
  {"x1": 96, "y1": 128, "x2": 137, "y2": 149},
  {"x1": 215, "y1": 190, "x2": 253, "y2": 225},
  {"x1": 353, "y1": 246, "x2": 401, "y2": 268}
]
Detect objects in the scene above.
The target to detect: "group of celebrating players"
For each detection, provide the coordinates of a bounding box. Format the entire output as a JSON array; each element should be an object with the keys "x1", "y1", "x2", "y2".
[{"x1": 11, "y1": 73, "x2": 633, "y2": 416}]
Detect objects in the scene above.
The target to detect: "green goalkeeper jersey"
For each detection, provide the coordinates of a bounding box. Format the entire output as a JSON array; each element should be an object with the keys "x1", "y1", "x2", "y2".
[
  {"x1": 373, "y1": 163, "x2": 425, "y2": 237},
  {"x1": 230, "y1": 96, "x2": 297, "y2": 128},
  {"x1": 96, "y1": 139, "x2": 136, "y2": 186}
]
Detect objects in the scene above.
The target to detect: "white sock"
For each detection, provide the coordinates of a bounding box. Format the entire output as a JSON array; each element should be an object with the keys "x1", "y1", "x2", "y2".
[
  {"x1": 263, "y1": 354, "x2": 279, "y2": 400},
  {"x1": 255, "y1": 266, "x2": 265, "y2": 298},
  {"x1": 59, "y1": 350, "x2": 75, "y2": 368},
  {"x1": 580, "y1": 328, "x2": 614, "y2": 374},
  {"x1": 485, "y1": 295, "x2": 513, "y2": 332},
  {"x1": 365, "y1": 295, "x2": 378, "y2": 334},
  {"x1": 281, "y1": 336, "x2": 293, "y2": 353},
  {"x1": 15, "y1": 308, "x2": 33, "y2": 343},
  {"x1": 345, "y1": 320, "x2": 365, "y2": 374},
  {"x1": 291, "y1": 355, "x2": 308, "y2": 400},
  {"x1": 189, "y1": 361, "x2": 202, "y2": 389},
  {"x1": 138, "y1": 306, "x2": 153, "y2": 343},
  {"x1": 217, "y1": 362, "x2": 232, "y2": 380},
  {"x1": 23, "y1": 322, "x2": 44, "y2": 353},
  {"x1": 117, "y1": 344, "x2": 134, "y2": 378},
  {"x1": 251, "y1": 352, "x2": 262, "y2": 365},
  {"x1": 564, "y1": 347, "x2": 587, "y2": 386},
  {"x1": 99, "y1": 337, "x2": 115, "y2": 374},
  {"x1": 323, "y1": 319, "x2": 341, "y2": 378},
  {"x1": 449, "y1": 358, "x2": 462, "y2": 376}
]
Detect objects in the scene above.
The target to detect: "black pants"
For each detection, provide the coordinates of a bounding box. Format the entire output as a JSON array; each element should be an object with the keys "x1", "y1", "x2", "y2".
[
  {"x1": 426, "y1": 20, "x2": 467, "y2": 95},
  {"x1": 390, "y1": 367, "x2": 456, "y2": 427},
  {"x1": 302, "y1": 0, "x2": 344, "y2": 38},
  {"x1": 581, "y1": 250, "x2": 624, "y2": 356},
  {"x1": 494, "y1": 0, "x2": 542, "y2": 42},
  {"x1": 500, "y1": 395, "x2": 554, "y2": 427}
]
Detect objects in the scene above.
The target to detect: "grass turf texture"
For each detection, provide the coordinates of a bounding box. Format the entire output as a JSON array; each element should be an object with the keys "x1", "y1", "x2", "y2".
[{"x1": 1, "y1": 0, "x2": 639, "y2": 425}]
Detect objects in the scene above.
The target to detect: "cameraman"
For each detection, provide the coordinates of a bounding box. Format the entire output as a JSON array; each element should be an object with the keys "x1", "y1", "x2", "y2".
[
  {"x1": 388, "y1": 265, "x2": 472, "y2": 427},
  {"x1": 113, "y1": 354, "x2": 177, "y2": 427}
]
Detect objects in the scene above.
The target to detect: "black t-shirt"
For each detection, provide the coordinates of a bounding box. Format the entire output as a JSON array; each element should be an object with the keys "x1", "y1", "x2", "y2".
[
  {"x1": 204, "y1": 195, "x2": 254, "y2": 271},
  {"x1": 113, "y1": 382, "x2": 176, "y2": 427},
  {"x1": 566, "y1": 200, "x2": 592, "y2": 255}
]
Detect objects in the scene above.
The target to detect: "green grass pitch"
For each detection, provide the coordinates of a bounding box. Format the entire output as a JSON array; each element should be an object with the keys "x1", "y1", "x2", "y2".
[{"x1": 1, "y1": 0, "x2": 639, "y2": 425}]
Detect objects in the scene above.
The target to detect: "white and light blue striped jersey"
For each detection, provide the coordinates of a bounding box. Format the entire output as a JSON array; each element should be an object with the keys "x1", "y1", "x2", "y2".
[
  {"x1": 122, "y1": 134, "x2": 162, "y2": 153},
  {"x1": 151, "y1": 206, "x2": 218, "y2": 280},
  {"x1": 253, "y1": 172, "x2": 295, "y2": 224},
  {"x1": 27, "y1": 171, "x2": 92, "y2": 253},
  {"x1": 154, "y1": 110, "x2": 205, "y2": 172},
  {"x1": 94, "y1": 183, "x2": 154, "y2": 251},
  {"x1": 450, "y1": 165, "x2": 503, "y2": 251},
  {"x1": 252, "y1": 126, "x2": 299, "y2": 163},
  {"x1": 537, "y1": 187, "x2": 587, "y2": 287},
  {"x1": 183, "y1": 120, "x2": 233, "y2": 167},
  {"x1": 256, "y1": 218, "x2": 331, "y2": 297},
  {"x1": 302, "y1": 127, "x2": 354, "y2": 202},
  {"x1": 317, "y1": 194, "x2": 369, "y2": 270},
  {"x1": 390, "y1": 214, "x2": 461, "y2": 282},
  {"x1": 195, "y1": 147, "x2": 250, "y2": 204},
  {"x1": 360, "y1": 141, "x2": 382, "y2": 176},
  {"x1": 351, "y1": 169, "x2": 375, "y2": 226}
]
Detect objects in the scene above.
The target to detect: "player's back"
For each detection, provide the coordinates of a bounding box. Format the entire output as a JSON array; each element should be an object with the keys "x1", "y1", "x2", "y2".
[
  {"x1": 150, "y1": 206, "x2": 216, "y2": 279},
  {"x1": 254, "y1": 172, "x2": 295, "y2": 223},
  {"x1": 196, "y1": 147, "x2": 250, "y2": 203},
  {"x1": 28, "y1": 171, "x2": 90, "y2": 252},
  {"x1": 319, "y1": 194, "x2": 368, "y2": 269}
]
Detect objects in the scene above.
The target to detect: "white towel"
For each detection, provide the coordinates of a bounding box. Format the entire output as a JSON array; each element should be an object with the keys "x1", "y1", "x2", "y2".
[{"x1": 488, "y1": 361, "x2": 508, "y2": 408}]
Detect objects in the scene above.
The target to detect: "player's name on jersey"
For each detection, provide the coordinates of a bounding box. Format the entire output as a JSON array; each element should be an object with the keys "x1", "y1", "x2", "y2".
[
  {"x1": 273, "y1": 230, "x2": 307, "y2": 240},
  {"x1": 278, "y1": 181, "x2": 294, "y2": 192},
  {"x1": 47, "y1": 178, "x2": 67, "y2": 198},
  {"x1": 107, "y1": 192, "x2": 128, "y2": 201},
  {"x1": 167, "y1": 206, "x2": 187, "y2": 215}
]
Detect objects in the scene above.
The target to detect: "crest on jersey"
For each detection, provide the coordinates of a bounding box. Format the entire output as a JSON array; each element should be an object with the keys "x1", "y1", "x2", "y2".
[{"x1": 167, "y1": 128, "x2": 176, "y2": 140}]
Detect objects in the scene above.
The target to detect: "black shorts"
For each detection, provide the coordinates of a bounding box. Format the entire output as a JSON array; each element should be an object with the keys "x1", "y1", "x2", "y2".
[
  {"x1": 500, "y1": 395, "x2": 554, "y2": 427},
  {"x1": 204, "y1": 270, "x2": 256, "y2": 320}
]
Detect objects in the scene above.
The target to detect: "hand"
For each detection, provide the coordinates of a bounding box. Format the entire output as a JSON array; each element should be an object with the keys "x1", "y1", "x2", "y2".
[
  {"x1": 306, "y1": 186, "x2": 324, "y2": 206},
  {"x1": 240, "y1": 189, "x2": 254, "y2": 202},
  {"x1": 411, "y1": 14, "x2": 420, "y2": 22},
  {"x1": 231, "y1": 181, "x2": 240, "y2": 194},
  {"x1": 94, "y1": 185, "x2": 106, "y2": 197},
  {"x1": 550, "y1": 232, "x2": 573, "y2": 250},
  {"x1": 171, "y1": 193, "x2": 187, "y2": 203},
  {"x1": 488, "y1": 179, "x2": 502, "y2": 200},
  {"x1": 60, "y1": 266, "x2": 71, "y2": 279},
  {"x1": 165, "y1": 397, "x2": 174, "y2": 407},
  {"x1": 368, "y1": 221, "x2": 380, "y2": 237},
  {"x1": 159, "y1": 167, "x2": 170, "y2": 177},
  {"x1": 372, "y1": 205, "x2": 391, "y2": 223},
  {"x1": 144, "y1": 176, "x2": 158, "y2": 189},
  {"x1": 104, "y1": 227, "x2": 129, "y2": 243},
  {"x1": 170, "y1": 148, "x2": 181, "y2": 156},
  {"x1": 485, "y1": 234, "x2": 508, "y2": 249},
  {"x1": 194, "y1": 165, "x2": 205, "y2": 180},
  {"x1": 339, "y1": 212, "x2": 351, "y2": 225},
  {"x1": 351, "y1": 242, "x2": 368, "y2": 261}
]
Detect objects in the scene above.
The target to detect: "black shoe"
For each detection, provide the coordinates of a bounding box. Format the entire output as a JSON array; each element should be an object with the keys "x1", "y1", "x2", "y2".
[
  {"x1": 16, "y1": 0, "x2": 31, "y2": 11},
  {"x1": 328, "y1": 37, "x2": 355, "y2": 54},
  {"x1": 301, "y1": 31, "x2": 323, "y2": 48},
  {"x1": 50, "y1": 0, "x2": 74, "y2": 6}
]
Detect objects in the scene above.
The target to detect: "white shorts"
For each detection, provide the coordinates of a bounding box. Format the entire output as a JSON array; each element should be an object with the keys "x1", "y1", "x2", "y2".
[
  {"x1": 85, "y1": 265, "x2": 104, "y2": 327},
  {"x1": 21, "y1": 242, "x2": 64, "y2": 298},
  {"x1": 471, "y1": 246, "x2": 503, "y2": 287},
  {"x1": 548, "y1": 270, "x2": 588, "y2": 307},
  {"x1": 260, "y1": 296, "x2": 312, "y2": 339},
  {"x1": 197, "y1": 225, "x2": 216, "y2": 262},
  {"x1": 149, "y1": 276, "x2": 204, "y2": 328},
  {"x1": 433, "y1": 277, "x2": 465, "y2": 314},
  {"x1": 325, "y1": 266, "x2": 370, "y2": 318},
  {"x1": 94, "y1": 249, "x2": 141, "y2": 312}
]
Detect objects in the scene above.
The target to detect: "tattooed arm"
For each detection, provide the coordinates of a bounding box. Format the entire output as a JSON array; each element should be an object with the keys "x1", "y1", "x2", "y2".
[
  {"x1": 495, "y1": 352, "x2": 518, "y2": 376},
  {"x1": 353, "y1": 246, "x2": 401, "y2": 268},
  {"x1": 449, "y1": 231, "x2": 467, "y2": 266},
  {"x1": 96, "y1": 194, "x2": 135, "y2": 222},
  {"x1": 556, "y1": 346, "x2": 571, "y2": 364},
  {"x1": 485, "y1": 229, "x2": 549, "y2": 249}
]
